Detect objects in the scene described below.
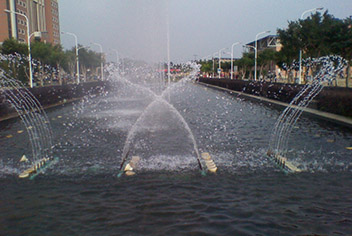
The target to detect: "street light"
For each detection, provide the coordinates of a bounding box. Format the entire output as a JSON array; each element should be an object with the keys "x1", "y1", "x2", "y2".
[
  {"x1": 78, "y1": 45, "x2": 90, "y2": 51},
  {"x1": 111, "y1": 49, "x2": 119, "y2": 65},
  {"x1": 4, "y1": 9, "x2": 33, "y2": 88},
  {"x1": 29, "y1": 31, "x2": 42, "y2": 39},
  {"x1": 298, "y1": 7, "x2": 324, "y2": 84},
  {"x1": 244, "y1": 45, "x2": 257, "y2": 80},
  {"x1": 218, "y1": 47, "x2": 227, "y2": 79},
  {"x1": 110, "y1": 49, "x2": 124, "y2": 74},
  {"x1": 201, "y1": 54, "x2": 212, "y2": 61},
  {"x1": 255, "y1": 30, "x2": 270, "y2": 81},
  {"x1": 61, "y1": 31, "x2": 80, "y2": 84},
  {"x1": 212, "y1": 52, "x2": 218, "y2": 78},
  {"x1": 231, "y1": 42, "x2": 241, "y2": 80},
  {"x1": 92, "y1": 43, "x2": 104, "y2": 81},
  {"x1": 118, "y1": 52, "x2": 125, "y2": 75}
]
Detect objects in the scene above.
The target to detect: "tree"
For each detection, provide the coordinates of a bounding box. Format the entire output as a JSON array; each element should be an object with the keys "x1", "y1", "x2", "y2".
[
  {"x1": 277, "y1": 11, "x2": 352, "y2": 85},
  {"x1": 200, "y1": 60, "x2": 213, "y2": 74},
  {"x1": 31, "y1": 41, "x2": 67, "y2": 85},
  {"x1": 257, "y1": 49, "x2": 278, "y2": 78},
  {"x1": 0, "y1": 38, "x2": 29, "y2": 84},
  {"x1": 278, "y1": 11, "x2": 352, "y2": 62},
  {"x1": 69, "y1": 46, "x2": 102, "y2": 81},
  {"x1": 1, "y1": 38, "x2": 28, "y2": 55},
  {"x1": 236, "y1": 52, "x2": 254, "y2": 80},
  {"x1": 277, "y1": 21, "x2": 302, "y2": 66}
]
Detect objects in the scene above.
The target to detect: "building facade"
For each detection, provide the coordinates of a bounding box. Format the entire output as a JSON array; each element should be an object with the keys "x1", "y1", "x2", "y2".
[
  {"x1": 44, "y1": 0, "x2": 60, "y2": 45},
  {"x1": 245, "y1": 35, "x2": 281, "y2": 53},
  {"x1": 245, "y1": 35, "x2": 282, "y2": 78},
  {"x1": 0, "y1": 0, "x2": 60, "y2": 45}
]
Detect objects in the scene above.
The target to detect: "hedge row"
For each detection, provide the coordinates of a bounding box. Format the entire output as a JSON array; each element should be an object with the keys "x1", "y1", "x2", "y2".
[{"x1": 198, "y1": 78, "x2": 352, "y2": 117}]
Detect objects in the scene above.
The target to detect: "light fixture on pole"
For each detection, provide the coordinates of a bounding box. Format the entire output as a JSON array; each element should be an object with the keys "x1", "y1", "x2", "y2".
[
  {"x1": 255, "y1": 30, "x2": 270, "y2": 81},
  {"x1": 212, "y1": 52, "x2": 218, "y2": 78},
  {"x1": 61, "y1": 31, "x2": 80, "y2": 84},
  {"x1": 201, "y1": 54, "x2": 211, "y2": 61},
  {"x1": 78, "y1": 45, "x2": 90, "y2": 51},
  {"x1": 244, "y1": 45, "x2": 257, "y2": 80},
  {"x1": 111, "y1": 49, "x2": 119, "y2": 65},
  {"x1": 218, "y1": 48, "x2": 227, "y2": 79},
  {"x1": 298, "y1": 7, "x2": 324, "y2": 84},
  {"x1": 231, "y1": 42, "x2": 241, "y2": 80},
  {"x1": 4, "y1": 9, "x2": 33, "y2": 88},
  {"x1": 92, "y1": 43, "x2": 104, "y2": 81},
  {"x1": 119, "y1": 52, "x2": 125, "y2": 74}
]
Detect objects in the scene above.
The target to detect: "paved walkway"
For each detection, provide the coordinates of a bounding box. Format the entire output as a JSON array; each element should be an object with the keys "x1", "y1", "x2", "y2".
[{"x1": 198, "y1": 82, "x2": 352, "y2": 128}]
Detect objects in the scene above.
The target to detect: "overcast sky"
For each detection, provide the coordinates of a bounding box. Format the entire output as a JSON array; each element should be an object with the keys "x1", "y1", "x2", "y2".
[{"x1": 59, "y1": 0, "x2": 352, "y2": 63}]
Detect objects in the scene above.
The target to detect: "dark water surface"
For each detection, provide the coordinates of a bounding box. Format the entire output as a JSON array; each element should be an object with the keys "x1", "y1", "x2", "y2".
[{"x1": 1, "y1": 82, "x2": 352, "y2": 235}]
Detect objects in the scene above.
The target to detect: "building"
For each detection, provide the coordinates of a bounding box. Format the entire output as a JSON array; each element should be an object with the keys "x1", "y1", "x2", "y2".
[
  {"x1": 245, "y1": 35, "x2": 281, "y2": 53},
  {"x1": 0, "y1": 0, "x2": 60, "y2": 45},
  {"x1": 44, "y1": 0, "x2": 60, "y2": 45},
  {"x1": 245, "y1": 35, "x2": 282, "y2": 78}
]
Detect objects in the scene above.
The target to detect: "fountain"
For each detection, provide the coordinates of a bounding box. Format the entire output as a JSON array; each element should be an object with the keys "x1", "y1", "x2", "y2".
[
  {"x1": 105, "y1": 62, "x2": 216, "y2": 176},
  {"x1": 1, "y1": 51, "x2": 348, "y2": 178},
  {"x1": 268, "y1": 55, "x2": 348, "y2": 172},
  {"x1": 0, "y1": 53, "x2": 57, "y2": 179},
  {"x1": 1, "y1": 52, "x2": 351, "y2": 235}
]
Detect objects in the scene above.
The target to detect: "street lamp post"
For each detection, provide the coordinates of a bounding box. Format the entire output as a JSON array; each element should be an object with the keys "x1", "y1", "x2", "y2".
[
  {"x1": 245, "y1": 45, "x2": 257, "y2": 80},
  {"x1": 255, "y1": 30, "x2": 270, "y2": 81},
  {"x1": 231, "y1": 42, "x2": 241, "y2": 80},
  {"x1": 298, "y1": 7, "x2": 324, "y2": 84},
  {"x1": 4, "y1": 9, "x2": 33, "y2": 88},
  {"x1": 61, "y1": 31, "x2": 80, "y2": 84},
  {"x1": 112, "y1": 49, "x2": 119, "y2": 65},
  {"x1": 92, "y1": 43, "x2": 104, "y2": 81},
  {"x1": 218, "y1": 48, "x2": 226, "y2": 79},
  {"x1": 118, "y1": 52, "x2": 125, "y2": 75},
  {"x1": 212, "y1": 52, "x2": 218, "y2": 78}
]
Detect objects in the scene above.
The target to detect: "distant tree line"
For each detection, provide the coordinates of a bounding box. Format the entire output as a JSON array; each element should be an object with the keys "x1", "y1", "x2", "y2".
[
  {"x1": 200, "y1": 11, "x2": 352, "y2": 83},
  {"x1": 0, "y1": 38, "x2": 104, "y2": 86}
]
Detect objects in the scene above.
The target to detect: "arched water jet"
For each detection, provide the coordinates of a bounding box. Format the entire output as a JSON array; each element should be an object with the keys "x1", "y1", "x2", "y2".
[
  {"x1": 268, "y1": 55, "x2": 348, "y2": 172},
  {"x1": 106, "y1": 61, "x2": 200, "y2": 100},
  {"x1": 1, "y1": 75, "x2": 53, "y2": 159},
  {"x1": 118, "y1": 97, "x2": 203, "y2": 174},
  {"x1": 110, "y1": 62, "x2": 205, "y2": 175},
  {"x1": 1, "y1": 65, "x2": 55, "y2": 178}
]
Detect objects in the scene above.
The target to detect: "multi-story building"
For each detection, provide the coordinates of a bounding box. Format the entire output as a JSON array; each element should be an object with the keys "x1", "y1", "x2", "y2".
[
  {"x1": 44, "y1": 0, "x2": 60, "y2": 45},
  {"x1": 245, "y1": 35, "x2": 281, "y2": 53},
  {"x1": 245, "y1": 35, "x2": 282, "y2": 78},
  {"x1": 0, "y1": 0, "x2": 60, "y2": 45}
]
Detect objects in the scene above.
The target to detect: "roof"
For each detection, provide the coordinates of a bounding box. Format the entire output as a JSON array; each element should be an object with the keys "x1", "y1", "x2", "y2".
[{"x1": 246, "y1": 35, "x2": 278, "y2": 46}]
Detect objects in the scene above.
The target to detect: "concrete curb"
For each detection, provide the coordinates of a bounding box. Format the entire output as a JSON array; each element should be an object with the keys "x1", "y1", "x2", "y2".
[
  {"x1": 0, "y1": 97, "x2": 82, "y2": 122},
  {"x1": 198, "y1": 82, "x2": 352, "y2": 128}
]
